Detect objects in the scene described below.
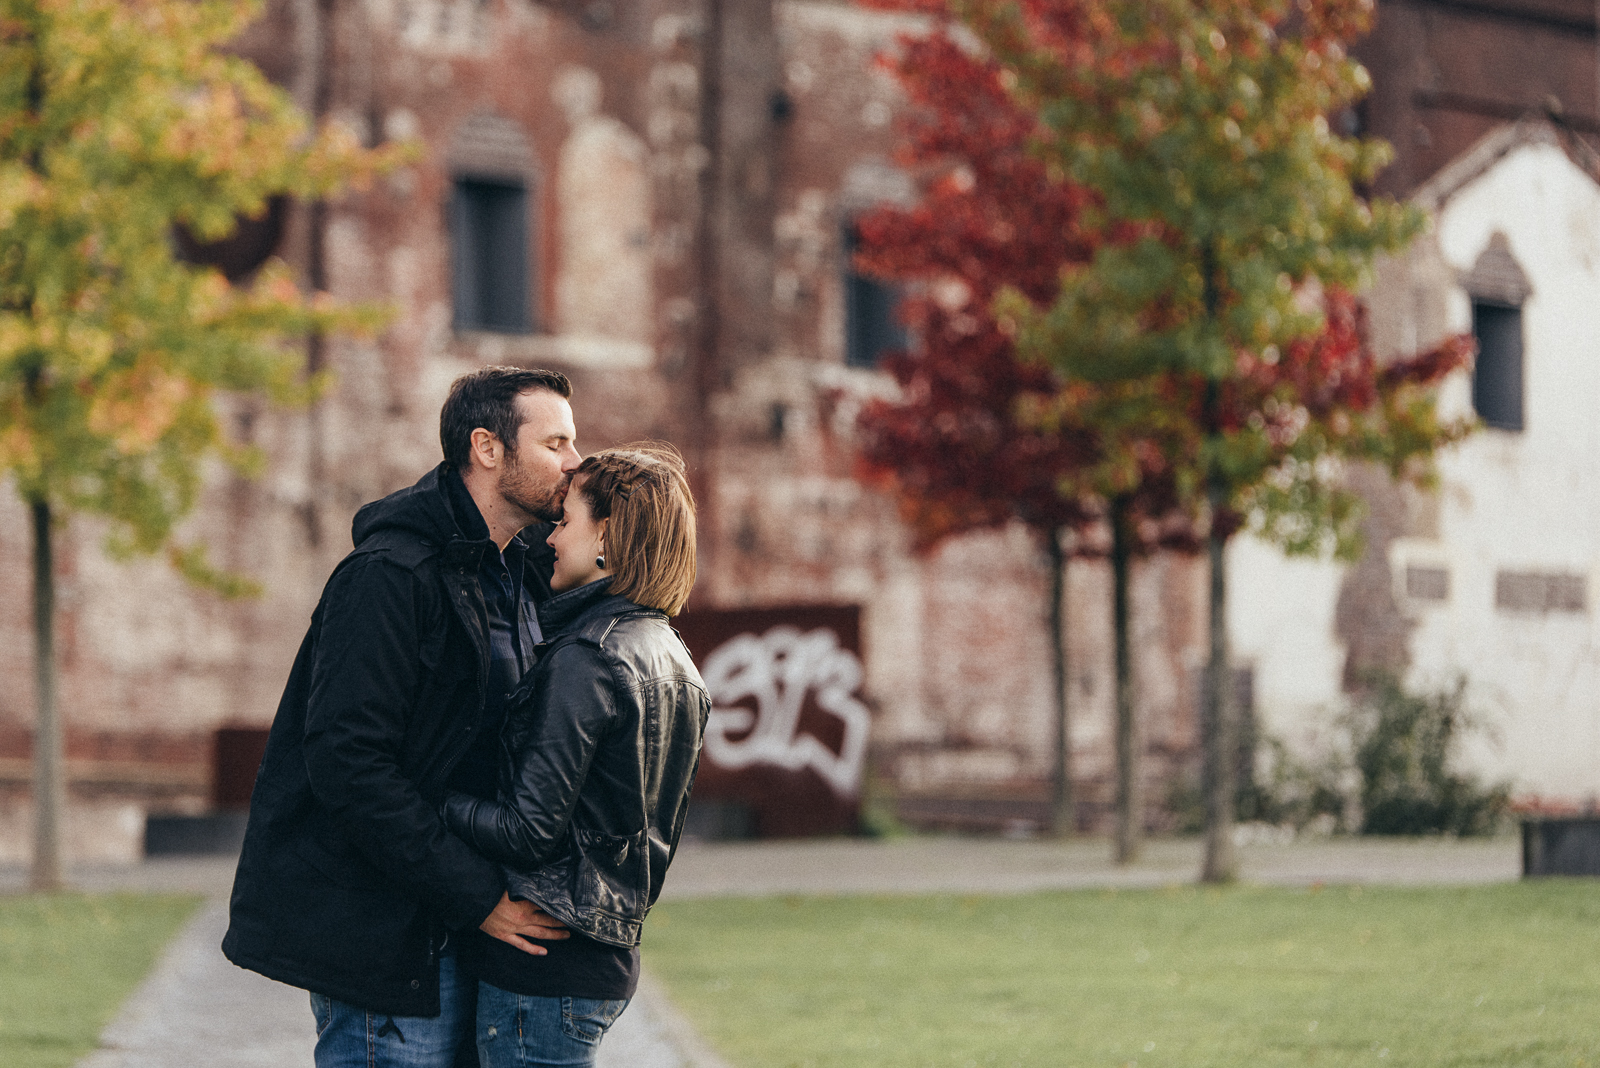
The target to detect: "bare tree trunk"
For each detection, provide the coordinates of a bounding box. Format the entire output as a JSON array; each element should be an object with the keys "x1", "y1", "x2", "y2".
[
  {"x1": 687, "y1": 0, "x2": 726, "y2": 602},
  {"x1": 294, "y1": 0, "x2": 333, "y2": 548},
  {"x1": 1111, "y1": 499, "x2": 1140, "y2": 864},
  {"x1": 1201, "y1": 480, "x2": 1238, "y2": 883},
  {"x1": 1198, "y1": 240, "x2": 1238, "y2": 883},
  {"x1": 30, "y1": 497, "x2": 64, "y2": 892},
  {"x1": 17, "y1": 0, "x2": 62, "y2": 895},
  {"x1": 1047, "y1": 527, "x2": 1073, "y2": 837}
]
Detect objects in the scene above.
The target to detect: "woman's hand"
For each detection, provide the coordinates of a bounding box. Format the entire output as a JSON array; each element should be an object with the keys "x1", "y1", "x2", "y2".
[{"x1": 479, "y1": 892, "x2": 570, "y2": 955}]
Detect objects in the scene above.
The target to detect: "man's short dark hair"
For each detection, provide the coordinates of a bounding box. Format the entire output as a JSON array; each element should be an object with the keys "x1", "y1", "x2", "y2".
[{"x1": 440, "y1": 367, "x2": 572, "y2": 471}]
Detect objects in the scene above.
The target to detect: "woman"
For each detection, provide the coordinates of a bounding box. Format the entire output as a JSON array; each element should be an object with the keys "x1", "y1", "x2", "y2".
[{"x1": 443, "y1": 443, "x2": 709, "y2": 1067}]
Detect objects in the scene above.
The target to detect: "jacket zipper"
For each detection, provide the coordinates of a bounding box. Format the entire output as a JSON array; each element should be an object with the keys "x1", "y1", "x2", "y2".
[{"x1": 428, "y1": 561, "x2": 491, "y2": 793}]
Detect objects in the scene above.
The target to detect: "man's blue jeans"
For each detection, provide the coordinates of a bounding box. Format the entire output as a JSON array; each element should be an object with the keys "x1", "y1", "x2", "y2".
[
  {"x1": 475, "y1": 983, "x2": 629, "y2": 1068},
  {"x1": 309, "y1": 951, "x2": 473, "y2": 1068}
]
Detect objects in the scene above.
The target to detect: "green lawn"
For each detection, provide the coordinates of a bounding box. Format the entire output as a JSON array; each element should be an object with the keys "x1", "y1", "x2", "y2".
[
  {"x1": 643, "y1": 882, "x2": 1600, "y2": 1068},
  {"x1": 0, "y1": 893, "x2": 202, "y2": 1068}
]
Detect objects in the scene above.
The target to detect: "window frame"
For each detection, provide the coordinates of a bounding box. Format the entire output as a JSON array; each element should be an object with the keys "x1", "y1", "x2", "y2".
[
  {"x1": 841, "y1": 220, "x2": 907, "y2": 370},
  {"x1": 449, "y1": 174, "x2": 536, "y2": 335},
  {"x1": 1470, "y1": 298, "x2": 1524, "y2": 432}
]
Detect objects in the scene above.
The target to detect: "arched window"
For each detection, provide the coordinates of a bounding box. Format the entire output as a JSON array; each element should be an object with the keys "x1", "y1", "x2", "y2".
[
  {"x1": 1462, "y1": 231, "x2": 1531, "y2": 432},
  {"x1": 840, "y1": 161, "x2": 914, "y2": 370},
  {"x1": 448, "y1": 113, "x2": 539, "y2": 334},
  {"x1": 842, "y1": 220, "x2": 905, "y2": 369}
]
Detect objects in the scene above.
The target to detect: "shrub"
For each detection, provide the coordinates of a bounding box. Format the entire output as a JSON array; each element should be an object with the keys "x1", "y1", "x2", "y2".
[
  {"x1": 1346, "y1": 675, "x2": 1510, "y2": 836},
  {"x1": 1166, "y1": 734, "x2": 1350, "y2": 835},
  {"x1": 1238, "y1": 734, "x2": 1353, "y2": 831},
  {"x1": 1165, "y1": 675, "x2": 1509, "y2": 838}
]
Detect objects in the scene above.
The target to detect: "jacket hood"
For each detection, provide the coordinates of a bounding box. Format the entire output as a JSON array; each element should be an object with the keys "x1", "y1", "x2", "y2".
[
  {"x1": 350, "y1": 463, "x2": 557, "y2": 586},
  {"x1": 351, "y1": 464, "x2": 481, "y2": 550}
]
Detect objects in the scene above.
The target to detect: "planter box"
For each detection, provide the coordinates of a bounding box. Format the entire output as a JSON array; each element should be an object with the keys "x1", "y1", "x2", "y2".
[{"x1": 1522, "y1": 817, "x2": 1600, "y2": 877}]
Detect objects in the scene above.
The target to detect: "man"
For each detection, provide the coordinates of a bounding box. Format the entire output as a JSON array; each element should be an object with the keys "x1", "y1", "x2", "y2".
[{"x1": 224, "y1": 367, "x2": 582, "y2": 1067}]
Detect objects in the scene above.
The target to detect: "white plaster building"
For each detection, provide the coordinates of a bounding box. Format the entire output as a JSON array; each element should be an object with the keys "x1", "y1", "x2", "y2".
[{"x1": 1239, "y1": 121, "x2": 1600, "y2": 804}]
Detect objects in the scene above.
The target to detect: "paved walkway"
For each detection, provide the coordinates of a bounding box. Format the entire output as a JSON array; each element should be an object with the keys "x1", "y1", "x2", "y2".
[
  {"x1": 662, "y1": 833, "x2": 1522, "y2": 896},
  {"x1": 3, "y1": 833, "x2": 1520, "y2": 1068},
  {"x1": 72, "y1": 899, "x2": 710, "y2": 1068}
]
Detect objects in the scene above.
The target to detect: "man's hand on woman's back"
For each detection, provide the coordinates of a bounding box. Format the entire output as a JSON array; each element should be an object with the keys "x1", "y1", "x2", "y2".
[{"x1": 479, "y1": 892, "x2": 570, "y2": 955}]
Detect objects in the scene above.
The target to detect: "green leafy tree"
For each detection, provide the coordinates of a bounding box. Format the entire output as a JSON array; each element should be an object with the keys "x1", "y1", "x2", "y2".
[
  {"x1": 0, "y1": 0, "x2": 396, "y2": 889},
  {"x1": 964, "y1": 0, "x2": 1473, "y2": 879}
]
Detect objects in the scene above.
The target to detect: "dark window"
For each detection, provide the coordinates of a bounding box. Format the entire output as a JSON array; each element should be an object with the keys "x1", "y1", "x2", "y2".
[
  {"x1": 451, "y1": 177, "x2": 532, "y2": 333},
  {"x1": 1471, "y1": 301, "x2": 1523, "y2": 431},
  {"x1": 1405, "y1": 566, "x2": 1450, "y2": 602},
  {"x1": 1496, "y1": 571, "x2": 1586, "y2": 614},
  {"x1": 843, "y1": 223, "x2": 905, "y2": 369}
]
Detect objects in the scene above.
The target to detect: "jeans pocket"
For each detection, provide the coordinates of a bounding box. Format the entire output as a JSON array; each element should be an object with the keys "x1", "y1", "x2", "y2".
[
  {"x1": 559, "y1": 997, "x2": 628, "y2": 1045},
  {"x1": 309, "y1": 992, "x2": 332, "y2": 1037}
]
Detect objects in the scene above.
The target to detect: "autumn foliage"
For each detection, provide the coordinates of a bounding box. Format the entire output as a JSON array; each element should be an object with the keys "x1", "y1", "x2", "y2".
[
  {"x1": 0, "y1": 0, "x2": 401, "y2": 577},
  {"x1": 1, "y1": 0, "x2": 403, "y2": 887},
  {"x1": 849, "y1": 0, "x2": 1472, "y2": 861},
  {"x1": 856, "y1": 0, "x2": 1473, "y2": 561},
  {"x1": 851, "y1": 11, "x2": 1192, "y2": 555},
  {"x1": 974, "y1": 0, "x2": 1474, "y2": 554}
]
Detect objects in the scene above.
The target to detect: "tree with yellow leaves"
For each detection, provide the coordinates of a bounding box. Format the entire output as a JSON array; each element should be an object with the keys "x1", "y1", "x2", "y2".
[{"x1": 0, "y1": 0, "x2": 399, "y2": 889}]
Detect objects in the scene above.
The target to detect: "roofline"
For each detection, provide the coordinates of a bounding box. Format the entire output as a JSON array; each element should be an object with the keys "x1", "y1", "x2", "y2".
[{"x1": 1412, "y1": 116, "x2": 1600, "y2": 210}]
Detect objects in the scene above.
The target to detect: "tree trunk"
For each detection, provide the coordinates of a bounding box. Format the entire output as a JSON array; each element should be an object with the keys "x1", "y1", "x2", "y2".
[
  {"x1": 295, "y1": 0, "x2": 332, "y2": 548},
  {"x1": 18, "y1": 0, "x2": 62, "y2": 894},
  {"x1": 30, "y1": 497, "x2": 64, "y2": 892},
  {"x1": 1198, "y1": 242, "x2": 1237, "y2": 883},
  {"x1": 1200, "y1": 479, "x2": 1238, "y2": 883},
  {"x1": 1110, "y1": 499, "x2": 1140, "y2": 864},
  {"x1": 1047, "y1": 527, "x2": 1073, "y2": 837}
]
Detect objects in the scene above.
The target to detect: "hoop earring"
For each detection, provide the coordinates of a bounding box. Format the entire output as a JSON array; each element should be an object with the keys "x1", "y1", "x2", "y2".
[{"x1": 595, "y1": 555, "x2": 606, "y2": 570}]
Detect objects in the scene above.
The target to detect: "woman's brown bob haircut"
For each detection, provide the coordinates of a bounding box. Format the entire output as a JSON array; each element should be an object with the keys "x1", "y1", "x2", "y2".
[{"x1": 575, "y1": 443, "x2": 697, "y2": 616}]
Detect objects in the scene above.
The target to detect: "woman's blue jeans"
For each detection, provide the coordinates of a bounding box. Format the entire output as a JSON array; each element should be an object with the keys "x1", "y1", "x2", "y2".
[{"x1": 475, "y1": 982, "x2": 629, "y2": 1068}]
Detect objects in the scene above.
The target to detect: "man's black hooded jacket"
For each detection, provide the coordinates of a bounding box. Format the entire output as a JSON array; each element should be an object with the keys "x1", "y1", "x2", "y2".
[{"x1": 222, "y1": 463, "x2": 553, "y2": 1015}]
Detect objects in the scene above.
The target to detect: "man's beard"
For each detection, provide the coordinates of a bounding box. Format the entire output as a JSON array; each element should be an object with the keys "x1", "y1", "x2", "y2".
[{"x1": 499, "y1": 454, "x2": 568, "y2": 525}]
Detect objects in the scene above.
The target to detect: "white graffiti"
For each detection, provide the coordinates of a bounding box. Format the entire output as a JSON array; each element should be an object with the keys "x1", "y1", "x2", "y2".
[{"x1": 699, "y1": 626, "x2": 871, "y2": 797}]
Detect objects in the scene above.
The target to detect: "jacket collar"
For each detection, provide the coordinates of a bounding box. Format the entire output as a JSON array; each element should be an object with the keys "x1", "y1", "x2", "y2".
[
  {"x1": 351, "y1": 463, "x2": 505, "y2": 552},
  {"x1": 536, "y1": 578, "x2": 640, "y2": 638},
  {"x1": 349, "y1": 462, "x2": 552, "y2": 586},
  {"x1": 443, "y1": 465, "x2": 493, "y2": 543},
  {"x1": 443, "y1": 465, "x2": 530, "y2": 575}
]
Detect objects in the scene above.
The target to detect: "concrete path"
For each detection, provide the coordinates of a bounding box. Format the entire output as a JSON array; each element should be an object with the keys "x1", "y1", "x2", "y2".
[
  {"x1": 12, "y1": 833, "x2": 1519, "y2": 1068},
  {"x1": 661, "y1": 833, "x2": 1522, "y2": 897},
  {"x1": 77, "y1": 899, "x2": 315, "y2": 1068},
  {"x1": 72, "y1": 899, "x2": 705, "y2": 1068}
]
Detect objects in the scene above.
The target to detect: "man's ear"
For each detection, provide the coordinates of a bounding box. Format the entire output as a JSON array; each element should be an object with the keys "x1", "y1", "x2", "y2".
[{"x1": 469, "y1": 427, "x2": 503, "y2": 471}]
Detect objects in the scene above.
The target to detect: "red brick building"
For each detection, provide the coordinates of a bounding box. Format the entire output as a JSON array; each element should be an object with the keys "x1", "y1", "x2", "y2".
[{"x1": 1, "y1": 0, "x2": 1595, "y2": 859}]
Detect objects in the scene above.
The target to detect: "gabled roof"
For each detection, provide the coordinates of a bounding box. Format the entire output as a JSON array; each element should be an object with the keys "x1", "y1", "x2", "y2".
[{"x1": 1412, "y1": 117, "x2": 1600, "y2": 212}]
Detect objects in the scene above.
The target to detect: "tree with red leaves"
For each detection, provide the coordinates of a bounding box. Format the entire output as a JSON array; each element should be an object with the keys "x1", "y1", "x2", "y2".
[
  {"x1": 966, "y1": 0, "x2": 1475, "y2": 880},
  {"x1": 851, "y1": 6, "x2": 1197, "y2": 853}
]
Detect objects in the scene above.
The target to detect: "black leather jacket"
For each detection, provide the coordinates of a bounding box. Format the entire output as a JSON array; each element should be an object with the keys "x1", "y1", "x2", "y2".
[{"x1": 444, "y1": 579, "x2": 709, "y2": 947}]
